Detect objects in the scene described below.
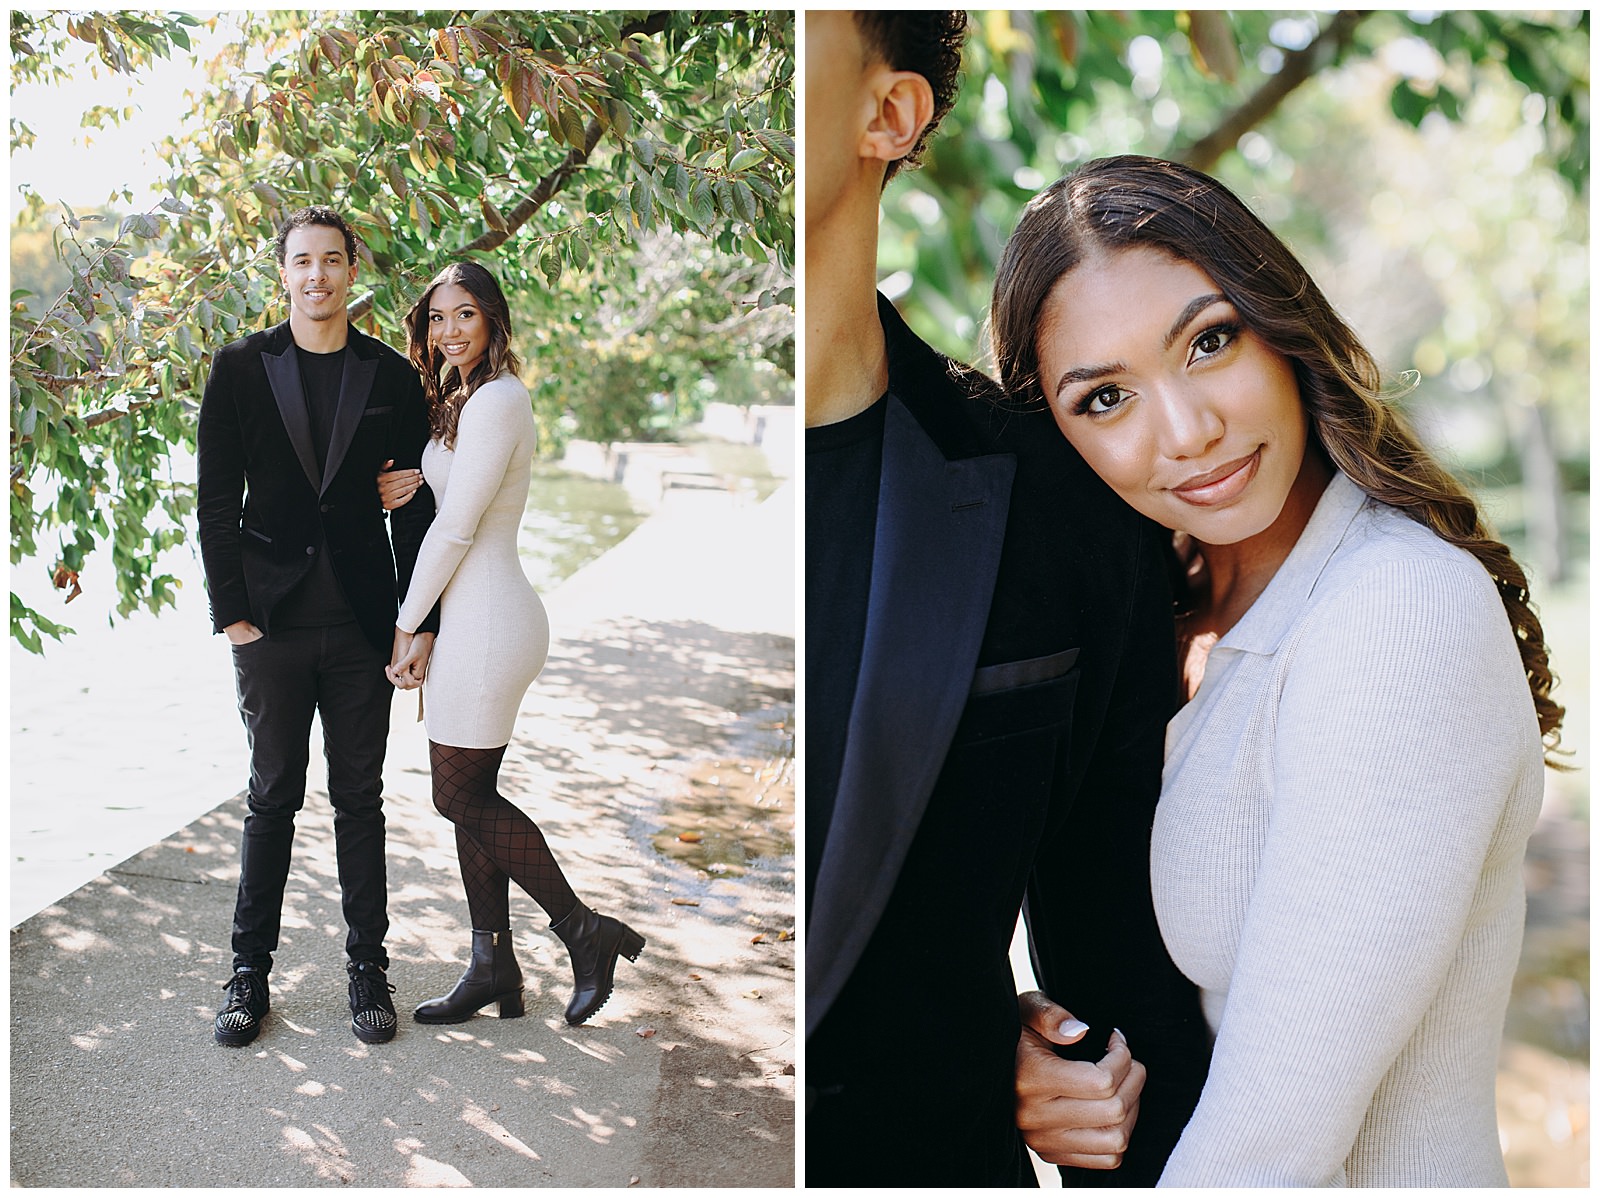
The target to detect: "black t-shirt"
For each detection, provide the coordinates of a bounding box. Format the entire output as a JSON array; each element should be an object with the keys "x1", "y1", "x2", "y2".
[
  {"x1": 804, "y1": 396, "x2": 886, "y2": 907},
  {"x1": 273, "y1": 344, "x2": 354, "y2": 627}
]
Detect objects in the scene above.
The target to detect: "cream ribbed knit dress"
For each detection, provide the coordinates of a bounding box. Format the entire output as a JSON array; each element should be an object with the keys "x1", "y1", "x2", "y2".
[
  {"x1": 1153, "y1": 471, "x2": 1543, "y2": 1186},
  {"x1": 396, "y1": 374, "x2": 549, "y2": 750}
]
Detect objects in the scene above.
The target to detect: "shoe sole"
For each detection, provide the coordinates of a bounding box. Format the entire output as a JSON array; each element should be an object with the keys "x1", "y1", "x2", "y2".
[
  {"x1": 351, "y1": 1021, "x2": 397, "y2": 1044},
  {"x1": 215, "y1": 1023, "x2": 262, "y2": 1047}
]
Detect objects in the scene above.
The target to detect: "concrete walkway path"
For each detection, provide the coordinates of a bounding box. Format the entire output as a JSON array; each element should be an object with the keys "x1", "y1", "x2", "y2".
[{"x1": 10, "y1": 485, "x2": 795, "y2": 1188}]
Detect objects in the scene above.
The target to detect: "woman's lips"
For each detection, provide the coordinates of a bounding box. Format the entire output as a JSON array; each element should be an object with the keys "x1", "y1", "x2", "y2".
[{"x1": 1171, "y1": 449, "x2": 1261, "y2": 506}]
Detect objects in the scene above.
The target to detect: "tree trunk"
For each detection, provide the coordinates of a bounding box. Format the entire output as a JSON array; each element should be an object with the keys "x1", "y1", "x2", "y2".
[{"x1": 1512, "y1": 396, "x2": 1567, "y2": 584}]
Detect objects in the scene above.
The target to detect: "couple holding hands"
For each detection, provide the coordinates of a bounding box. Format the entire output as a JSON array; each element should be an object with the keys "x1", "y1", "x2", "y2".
[{"x1": 806, "y1": 11, "x2": 1560, "y2": 1187}]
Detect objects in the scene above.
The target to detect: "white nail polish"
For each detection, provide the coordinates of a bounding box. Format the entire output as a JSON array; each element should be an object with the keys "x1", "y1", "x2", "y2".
[{"x1": 1060, "y1": 1018, "x2": 1089, "y2": 1039}]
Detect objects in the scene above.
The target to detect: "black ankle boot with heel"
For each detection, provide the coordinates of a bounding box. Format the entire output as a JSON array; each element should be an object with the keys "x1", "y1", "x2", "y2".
[
  {"x1": 414, "y1": 929, "x2": 526, "y2": 1024},
  {"x1": 550, "y1": 901, "x2": 646, "y2": 1025}
]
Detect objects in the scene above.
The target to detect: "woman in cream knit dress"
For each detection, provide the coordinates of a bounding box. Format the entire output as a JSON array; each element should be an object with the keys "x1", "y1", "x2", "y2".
[
  {"x1": 992, "y1": 158, "x2": 1563, "y2": 1185},
  {"x1": 386, "y1": 262, "x2": 644, "y2": 1028}
]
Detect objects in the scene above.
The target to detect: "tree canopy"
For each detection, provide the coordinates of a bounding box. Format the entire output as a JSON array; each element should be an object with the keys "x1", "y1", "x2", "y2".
[{"x1": 9, "y1": 9, "x2": 794, "y2": 652}]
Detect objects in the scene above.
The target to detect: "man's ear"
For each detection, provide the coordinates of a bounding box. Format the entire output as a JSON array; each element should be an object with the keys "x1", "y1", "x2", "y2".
[{"x1": 859, "y1": 69, "x2": 935, "y2": 166}]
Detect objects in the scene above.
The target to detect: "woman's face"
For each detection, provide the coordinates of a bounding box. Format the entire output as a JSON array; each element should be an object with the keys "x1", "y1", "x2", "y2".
[
  {"x1": 428, "y1": 281, "x2": 491, "y2": 379},
  {"x1": 1035, "y1": 245, "x2": 1310, "y2": 546}
]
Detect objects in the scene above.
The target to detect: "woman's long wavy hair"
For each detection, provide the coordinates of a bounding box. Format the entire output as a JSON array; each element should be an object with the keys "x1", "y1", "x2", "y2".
[
  {"x1": 404, "y1": 261, "x2": 520, "y2": 449},
  {"x1": 989, "y1": 155, "x2": 1564, "y2": 762}
]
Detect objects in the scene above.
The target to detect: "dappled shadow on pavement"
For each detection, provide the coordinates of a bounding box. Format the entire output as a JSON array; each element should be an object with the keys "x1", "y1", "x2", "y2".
[{"x1": 10, "y1": 611, "x2": 794, "y2": 1187}]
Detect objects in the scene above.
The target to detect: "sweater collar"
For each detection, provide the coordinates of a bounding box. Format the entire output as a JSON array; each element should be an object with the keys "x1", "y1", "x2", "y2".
[{"x1": 1216, "y1": 469, "x2": 1370, "y2": 656}]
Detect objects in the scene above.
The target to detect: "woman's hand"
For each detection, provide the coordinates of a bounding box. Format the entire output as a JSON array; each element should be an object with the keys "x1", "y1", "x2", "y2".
[
  {"x1": 1014, "y1": 989, "x2": 1146, "y2": 1169},
  {"x1": 386, "y1": 629, "x2": 435, "y2": 688},
  {"x1": 377, "y1": 459, "x2": 425, "y2": 511}
]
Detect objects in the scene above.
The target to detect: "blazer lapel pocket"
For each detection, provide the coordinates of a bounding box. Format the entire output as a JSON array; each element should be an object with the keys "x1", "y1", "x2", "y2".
[{"x1": 970, "y1": 647, "x2": 1079, "y2": 695}]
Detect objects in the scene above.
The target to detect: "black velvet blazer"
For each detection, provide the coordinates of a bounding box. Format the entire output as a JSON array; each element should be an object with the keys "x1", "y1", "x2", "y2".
[
  {"x1": 806, "y1": 297, "x2": 1209, "y2": 1187},
  {"x1": 196, "y1": 319, "x2": 439, "y2": 652}
]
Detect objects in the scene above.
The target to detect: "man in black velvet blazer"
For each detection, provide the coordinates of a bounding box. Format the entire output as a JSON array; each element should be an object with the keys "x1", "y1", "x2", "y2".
[
  {"x1": 198, "y1": 207, "x2": 439, "y2": 1047},
  {"x1": 805, "y1": 12, "x2": 1209, "y2": 1186}
]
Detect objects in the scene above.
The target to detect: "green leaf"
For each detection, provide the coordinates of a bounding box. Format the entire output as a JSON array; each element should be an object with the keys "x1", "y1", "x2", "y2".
[
  {"x1": 559, "y1": 103, "x2": 586, "y2": 146},
  {"x1": 1389, "y1": 80, "x2": 1429, "y2": 127}
]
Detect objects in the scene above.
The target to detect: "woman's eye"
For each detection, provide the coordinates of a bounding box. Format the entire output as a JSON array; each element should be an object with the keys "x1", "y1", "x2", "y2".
[
  {"x1": 1079, "y1": 385, "x2": 1130, "y2": 416},
  {"x1": 1190, "y1": 324, "x2": 1237, "y2": 362}
]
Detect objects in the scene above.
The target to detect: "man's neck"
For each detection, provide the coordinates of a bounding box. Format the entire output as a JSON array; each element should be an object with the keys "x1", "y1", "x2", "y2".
[
  {"x1": 289, "y1": 310, "x2": 350, "y2": 354},
  {"x1": 805, "y1": 198, "x2": 890, "y2": 428}
]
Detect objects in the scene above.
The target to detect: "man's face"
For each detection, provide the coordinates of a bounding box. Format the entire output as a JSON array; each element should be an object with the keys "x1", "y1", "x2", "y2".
[
  {"x1": 278, "y1": 223, "x2": 356, "y2": 324},
  {"x1": 804, "y1": 11, "x2": 878, "y2": 239}
]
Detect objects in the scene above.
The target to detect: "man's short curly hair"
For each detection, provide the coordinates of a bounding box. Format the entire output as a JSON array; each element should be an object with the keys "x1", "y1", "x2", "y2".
[{"x1": 853, "y1": 11, "x2": 967, "y2": 184}]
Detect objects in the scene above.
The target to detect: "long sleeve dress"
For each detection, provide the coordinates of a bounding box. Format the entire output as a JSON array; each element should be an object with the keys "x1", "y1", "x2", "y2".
[
  {"x1": 1152, "y1": 471, "x2": 1544, "y2": 1186},
  {"x1": 396, "y1": 374, "x2": 549, "y2": 750}
]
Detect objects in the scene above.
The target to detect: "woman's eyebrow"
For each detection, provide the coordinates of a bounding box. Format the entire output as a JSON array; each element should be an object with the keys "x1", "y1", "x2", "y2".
[
  {"x1": 1163, "y1": 293, "x2": 1228, "y2": 350},
  {"x1": 1053, "y1": 359, "x2": 1128, "y2": 398}
]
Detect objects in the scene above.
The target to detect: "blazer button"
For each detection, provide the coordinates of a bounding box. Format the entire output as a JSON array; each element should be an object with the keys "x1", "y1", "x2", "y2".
[
  {"x1": 305, "y1": 546, "x2": 316, "y2": 556},
  {"x1": 320, "y1": 503, "x2": 331, "y2": 513}
]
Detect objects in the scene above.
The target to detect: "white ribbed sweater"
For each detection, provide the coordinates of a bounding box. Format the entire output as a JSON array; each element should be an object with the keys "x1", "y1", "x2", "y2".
[
  {"x1": 1153, "y1": 472, "x2": 1543, "y2": 1186},
  {"x1": 397, "y1": 374, "x2": 548, "y2": 749}
]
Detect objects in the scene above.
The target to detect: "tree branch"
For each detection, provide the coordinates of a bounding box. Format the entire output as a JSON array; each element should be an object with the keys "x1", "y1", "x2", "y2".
[
  {"x1": 346, "y1": 10, "x2": 680, "y2": 323},
  {"x1": 1176, "y1": 11, "x2": 1370, "y2": 172},
  {"x1": 460, "y1": 118, "x2": 606, "y2": 253}
]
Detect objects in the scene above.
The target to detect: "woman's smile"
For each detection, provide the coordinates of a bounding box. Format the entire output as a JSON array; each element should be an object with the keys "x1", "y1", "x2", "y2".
[{"x1": 1169, "y1": 448, "x2": 1262, "y2": 507}]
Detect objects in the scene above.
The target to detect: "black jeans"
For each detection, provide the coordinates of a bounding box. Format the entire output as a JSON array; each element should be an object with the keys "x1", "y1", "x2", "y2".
[{"x1": 229, "y1": 621, "x2": 392, "y2": 972}]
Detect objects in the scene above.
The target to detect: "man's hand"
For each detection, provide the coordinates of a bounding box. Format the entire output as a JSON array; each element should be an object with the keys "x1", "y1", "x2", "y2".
[
  {"x1": 386, "y1": 629, "x2": 434, "y2": 689},
  {"x1": 377, "y1": 459, "x2": 424, "y2": 511},
  {"x1": 224, "y1": 620, "x2": 264, "y2": 645},
  {"x1": 1015, "y1": 990, "x2": 1146, "y2": 1170}
]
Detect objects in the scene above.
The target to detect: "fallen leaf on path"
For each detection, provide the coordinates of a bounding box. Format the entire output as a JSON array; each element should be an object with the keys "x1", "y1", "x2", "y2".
[
  {"x1": 776, "y1": 930, "x2": 793, "y2": 941},
  {"x1": 636, "y1": 1026, "x2": 656, "y2": 1038},
  {"x1": 781, "y1": 1063, "x2": 796, "y2": 1076},
  {"x1": 688, "y1": 972, "x2": 702, "y2": 980},
  {"x1": 742, "y1": 989, "x2": 762, "y2": 1000},
  {"x1": 671, "y1": 898, "x2": 699, "y2": 906},
  {"x1": 629, "y1": 1177, "x2": 640, "y2": 1187},
  {"x1": 677, "y1": 831, "x2": 703, "y2": 843},
  {"x1": 750, "y1": 933, "x2": 766, "y2": 944}
]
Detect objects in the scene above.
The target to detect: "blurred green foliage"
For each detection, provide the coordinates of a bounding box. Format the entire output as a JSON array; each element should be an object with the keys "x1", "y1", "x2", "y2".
[{"x1": 880, "y1": 9, "x2": 1587, "y2": 581}]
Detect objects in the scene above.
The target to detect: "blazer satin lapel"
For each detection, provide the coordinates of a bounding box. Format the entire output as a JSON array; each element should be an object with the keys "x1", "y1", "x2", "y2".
[
  {"x1": 806, "y1": 394, "x2": 1015, "y2": 1035},
  {"x1": 261, "y1": 338, "x2": 321, "y2": 493},
  {"x1": 321, "y1": 345, "x2": 378, "y2": 495}
]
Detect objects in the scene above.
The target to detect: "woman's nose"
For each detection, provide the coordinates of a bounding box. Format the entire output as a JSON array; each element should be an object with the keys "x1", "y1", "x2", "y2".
[{"x1": 1153, "y1": 386, "x2": 1224, "y2": 461}]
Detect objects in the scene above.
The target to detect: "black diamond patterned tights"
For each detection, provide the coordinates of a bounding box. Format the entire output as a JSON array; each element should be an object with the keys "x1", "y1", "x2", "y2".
[{"x1": 429, "y1": 741, "x2": 579, "y2": 930}]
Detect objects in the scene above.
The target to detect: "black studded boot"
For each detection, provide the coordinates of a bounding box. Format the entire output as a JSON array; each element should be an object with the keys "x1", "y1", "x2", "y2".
[
  {"x1": 550, "y1": 901, "x2": 646, "y2": 1025},
  {"x1": 414, "y1": 930, "x2": 525, "y2": 1024}
]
